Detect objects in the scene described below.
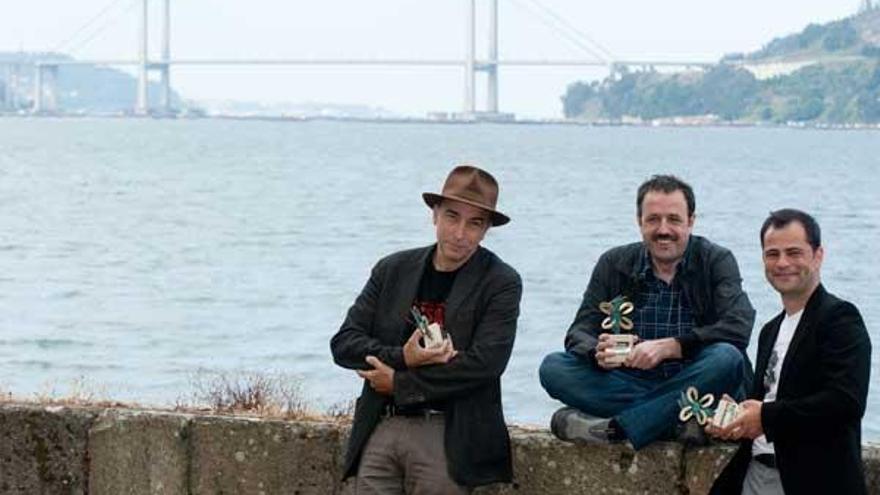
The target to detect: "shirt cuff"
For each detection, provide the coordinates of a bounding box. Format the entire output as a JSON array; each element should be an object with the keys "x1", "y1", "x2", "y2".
[
  {"x1": 675, "y1": 334, "x2": 701, "y2": 359},
  {"x1": 388, "y1": 346, "x2": 407, "y2": 370}
]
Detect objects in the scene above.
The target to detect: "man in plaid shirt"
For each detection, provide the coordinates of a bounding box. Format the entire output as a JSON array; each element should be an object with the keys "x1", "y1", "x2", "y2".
[{"x1": 539, "y1": 175, "x2": 755, "y2": 449}]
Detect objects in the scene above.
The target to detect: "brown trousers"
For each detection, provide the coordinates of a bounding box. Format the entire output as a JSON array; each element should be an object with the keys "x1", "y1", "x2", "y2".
[{"x1": 351, "y1": 415, "x2": 470, "y2": 495}]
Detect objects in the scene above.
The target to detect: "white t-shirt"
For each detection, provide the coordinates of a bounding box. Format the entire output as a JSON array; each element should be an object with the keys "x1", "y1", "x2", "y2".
[{"x1": 752, "y1": 308, "x2": 804, "y2": 457}]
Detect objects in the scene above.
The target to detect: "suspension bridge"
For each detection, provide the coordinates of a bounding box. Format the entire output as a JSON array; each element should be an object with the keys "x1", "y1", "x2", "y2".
[{"x1": 3, "y1": 0, "x2": 715, "y2": 117}]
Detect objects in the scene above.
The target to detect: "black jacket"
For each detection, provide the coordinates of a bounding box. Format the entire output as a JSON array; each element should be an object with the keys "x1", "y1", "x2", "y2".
[
  {"x1": 711, "y1": 285, "x2": 871, "y2": 495},
  {"x1": 565, "y1": 235, "x2": 756, "y2": 382},
  {"x1": 330, "y1": 245, "x2": 522, "y2": 487}
]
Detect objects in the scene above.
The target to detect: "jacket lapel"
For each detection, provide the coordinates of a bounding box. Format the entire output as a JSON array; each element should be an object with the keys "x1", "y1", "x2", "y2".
[
  {"x1": 443, "y1": 247, "x2": 487, "y2": 335},
  {"x1": 777, "y1": 284, "x2": 826, "y2": 391},
  {"x1": 392, "y1": 246, "x2": 434, "y2": 341},
  {"x1": 754, "y1": 312, "x2": 784, "y2": 399}
]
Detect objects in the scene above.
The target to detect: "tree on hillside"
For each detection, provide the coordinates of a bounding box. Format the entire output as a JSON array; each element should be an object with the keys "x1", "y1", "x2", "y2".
[
  {"x1": 561, "y1": 81, "x2": 597, "y2": 118},
  {"x1": 858, "y1": 64, "x2": 880, "y2": 121},
  {"x1": 601, "y1": 69, "x2": 641, "y2": 119},
  {"x1": 822, "y1": 20, "x2": 859, "y2": 51},
  {"x1": 699, "y1": 65, "x2": 759, "y2": 120}
]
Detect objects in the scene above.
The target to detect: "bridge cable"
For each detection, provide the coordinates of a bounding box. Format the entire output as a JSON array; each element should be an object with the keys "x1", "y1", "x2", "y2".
[
  {"x1": 522, "y1": 0, "x2": 615, "y2": 61},
  {"x1": 65, "y1": 0, "x2": 141, "y2": 57},
  {"x1": 507, "y1": 0, "x2": 605, "y2": 61},
  {"x1": 508, "y1": 0, "x2": 613, "y2": 63},
  {"x1": 50, "y1": 0, "x2": 137, "y2": 55}
]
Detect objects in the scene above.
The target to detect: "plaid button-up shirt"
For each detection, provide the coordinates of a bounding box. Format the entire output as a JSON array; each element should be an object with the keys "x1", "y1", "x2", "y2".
[{"x1": 630, "y1": 249, "x2": 695, "y2": 377}]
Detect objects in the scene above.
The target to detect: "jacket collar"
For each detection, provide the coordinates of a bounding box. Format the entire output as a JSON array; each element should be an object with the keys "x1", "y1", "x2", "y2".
[
  {"x1": 631, "y1": 236, "x2": 697, "y2": 280},
  {"x1": 396, "y1": 244, "x2": 488, "y2": 331},
  {"x1": 760, "y1": 283, "x2": 826, "y2": 394},
  {"x1": 777, "y1": 283, "x2": 826, "y2": 380},
  {"x1": 445, "y1": 246, "x2": 489, "y2": 320}
]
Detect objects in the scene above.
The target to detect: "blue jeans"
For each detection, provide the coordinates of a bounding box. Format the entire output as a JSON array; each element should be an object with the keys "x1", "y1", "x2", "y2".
[{"x1": 539, "y1": 343, "x2": 745, "y2": 449}]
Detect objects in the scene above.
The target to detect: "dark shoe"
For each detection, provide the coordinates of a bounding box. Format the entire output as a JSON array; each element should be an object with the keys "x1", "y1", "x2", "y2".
[
  {"x1": 550, "y1": 407, "x2": 621, "y2": 445},
  {"x1": 677, "y1": 417, "x2": 710, "y2": 446}
]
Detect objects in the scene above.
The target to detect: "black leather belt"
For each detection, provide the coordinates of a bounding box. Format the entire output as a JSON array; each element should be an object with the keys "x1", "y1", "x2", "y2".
[
  {"x1": 383, "y1": 404, "x2": 444, "y2": 419},
  {"x1": 754, "y1": 453, "x2": 777, "y2": 469}
]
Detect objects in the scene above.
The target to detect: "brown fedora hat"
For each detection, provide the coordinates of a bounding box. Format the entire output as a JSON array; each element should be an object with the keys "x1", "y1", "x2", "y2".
[{"x1": 422, "y1": 165, "x2": 510, "y2": 226}]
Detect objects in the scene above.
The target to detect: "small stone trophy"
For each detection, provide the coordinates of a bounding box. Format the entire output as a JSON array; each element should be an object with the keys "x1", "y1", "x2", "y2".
[
  {"x1": 410, "y1": 307, "x2": 444, "y2": 349},
  {"x1": 678, "y1": 387, "x2": 715, "y2": 425},
  {"x1": 599, "y1": 296, "x2": 635, "y2": 364},
  {"x1": 678, "y1": 387, "x2": 741, "y2": 428}
]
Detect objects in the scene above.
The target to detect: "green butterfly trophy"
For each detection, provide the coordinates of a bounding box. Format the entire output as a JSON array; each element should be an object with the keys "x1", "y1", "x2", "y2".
[
  {"x1": 678, "y1": 386, "x2": 741, "y2": 429},
  {"x1": 410, "y1": 306, "x2": 445, "y2": 349},
  {"x1": 599, "y1": 295, "x2": 635, "y2": 365}
]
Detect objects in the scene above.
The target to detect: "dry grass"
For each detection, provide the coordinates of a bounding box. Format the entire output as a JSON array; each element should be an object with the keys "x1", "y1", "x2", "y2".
[
  {"x1": 178, "y1": 369, "x2": 310, "y2": 419},
  {"x1": 0, "y1": 372, "x2": 354, "y2": 424},
  {"x1": 324, "y1": 399, "x2": 355, "y2": 424},
  {"x1": 0, "y1": 376, "x2": 133, "y2": 409}
]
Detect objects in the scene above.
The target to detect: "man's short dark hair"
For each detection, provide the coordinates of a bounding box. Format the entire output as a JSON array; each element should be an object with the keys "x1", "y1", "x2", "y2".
[
  {"x1": 760, "y1": 208, "x2": 821, "y2": 250},
  {"x1": 636, "y1": 175, "x2": 695, "y2": 218}
]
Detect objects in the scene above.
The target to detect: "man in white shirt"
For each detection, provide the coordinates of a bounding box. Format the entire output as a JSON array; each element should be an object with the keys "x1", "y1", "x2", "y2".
[{"x1": 709, "y1": 208, "x2": 871, "y2": 495}]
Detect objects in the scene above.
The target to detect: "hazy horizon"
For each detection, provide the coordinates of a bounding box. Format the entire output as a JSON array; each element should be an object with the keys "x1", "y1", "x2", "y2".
[{"x1": 0, "y1": 1, "x2": 868, "y2": 118}]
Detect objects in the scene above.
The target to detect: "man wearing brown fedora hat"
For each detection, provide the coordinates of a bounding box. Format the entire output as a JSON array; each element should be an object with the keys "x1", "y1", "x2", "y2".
[{"x1": 331, "y1": 165, "x2": 522, "y2": 493}]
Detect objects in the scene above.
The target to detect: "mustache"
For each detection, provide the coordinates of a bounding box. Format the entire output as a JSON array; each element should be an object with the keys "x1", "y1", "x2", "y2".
[{"x1": 652, "y1": 234, "x2": 677, "y2": 242}]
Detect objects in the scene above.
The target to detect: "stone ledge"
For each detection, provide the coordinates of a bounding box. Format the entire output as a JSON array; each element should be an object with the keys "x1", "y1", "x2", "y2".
[
  {"x1": 89, "y1": 409, "x2": 191, "y2": 495},
  {"x1": 0, "y1": 403, "x2": 876, "y2": 494},
  {"x1": 0, "y1": 404, "x2": 97, "y2": 495}
]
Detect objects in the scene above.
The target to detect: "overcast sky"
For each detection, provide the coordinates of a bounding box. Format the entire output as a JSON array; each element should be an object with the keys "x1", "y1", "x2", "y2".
[{"x1": 0, "y1": 1, "x2": 865, "y2": 117}]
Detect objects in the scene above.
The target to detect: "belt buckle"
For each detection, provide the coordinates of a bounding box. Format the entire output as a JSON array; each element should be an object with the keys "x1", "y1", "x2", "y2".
[{"x1": 422, "y1": 408, "x2": 443, "y2": 419}]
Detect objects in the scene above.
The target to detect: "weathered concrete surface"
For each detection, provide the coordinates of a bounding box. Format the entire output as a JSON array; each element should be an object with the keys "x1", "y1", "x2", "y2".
[
  {"x1": 864, "y1": 442, "x2": 880, "y2": 494},
  {"x1": 1, "y1": 403, "x2": 879, "y2": 495},
  {"x1": 188, "y1": 415, "x2": 346, "y2": 495},
  {"x1": 479, "y1": 427, "x2": 684, "y2": 494},
  {"x1": 682, "y1": 444, "x2": 738, "y2": 495},
  {"x1": 0, "y1": 404, "x2": 96, "y2": 495},
  {"x1": 88, "y1": 410, "x2": 191, "y2": 495}
]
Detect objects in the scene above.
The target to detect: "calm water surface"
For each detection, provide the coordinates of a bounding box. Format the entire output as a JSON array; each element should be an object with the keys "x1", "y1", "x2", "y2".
[{"x1": 0, "y1": 118, "x2": 877, "y2": 438}]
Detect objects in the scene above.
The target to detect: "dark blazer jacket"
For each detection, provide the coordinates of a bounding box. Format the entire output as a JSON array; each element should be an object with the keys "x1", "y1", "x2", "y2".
[
  {"x1": 712, "y1": 284, "x2": 871, "y2": 495},
  {"x1": 330, "y1": 244, "x2": 522, "y2": 487}
]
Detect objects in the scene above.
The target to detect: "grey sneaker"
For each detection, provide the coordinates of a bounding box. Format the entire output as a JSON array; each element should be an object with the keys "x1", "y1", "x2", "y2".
[{"x1": 550, "y1": 407, "x2": 621, "y2": 444}]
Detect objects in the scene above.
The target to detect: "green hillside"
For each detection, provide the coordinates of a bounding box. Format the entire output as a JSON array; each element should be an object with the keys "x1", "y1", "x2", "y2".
[{"x1": 562, "y1": 8, "x2": 880, "y2": 124}]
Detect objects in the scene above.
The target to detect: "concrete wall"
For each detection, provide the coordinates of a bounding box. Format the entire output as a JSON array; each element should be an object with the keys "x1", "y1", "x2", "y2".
[{"x1": 0, "y1": 403, "x2": 877, "y2": 494}]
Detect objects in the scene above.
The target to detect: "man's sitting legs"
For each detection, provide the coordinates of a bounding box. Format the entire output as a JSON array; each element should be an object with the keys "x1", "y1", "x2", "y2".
[
  {"x1": 540, "y1": 350, "x2": 647, "y2": 418},
  {"x1": 539, "y1": 343, "x2": 745, "y2": 449}
]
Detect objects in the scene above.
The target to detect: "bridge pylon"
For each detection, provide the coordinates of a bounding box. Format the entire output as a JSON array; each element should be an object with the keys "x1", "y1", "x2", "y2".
[
  {"x1": 486, "y1": 0, "x2": 499, "y2": 113},
  {"x1": 159, "y1": 0, "x2": 172, "y2": 113},
  {"x1": 136, "y1": 0, "x2": 149, "y2": 114},
  {"x1": 461, "y1": 0, "x2": 506, "y2": 119},
  {"x1": 33, "y1": 64, "x2": 59, "y2": 114},
  {"x1": 136, "y1": 0, "x2": 173, "y2": 115}
]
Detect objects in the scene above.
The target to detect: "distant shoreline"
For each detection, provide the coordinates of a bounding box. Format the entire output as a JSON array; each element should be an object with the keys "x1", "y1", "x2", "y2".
[{"x1": 2, "y1": 111, "x2": 880, "y2": 131}]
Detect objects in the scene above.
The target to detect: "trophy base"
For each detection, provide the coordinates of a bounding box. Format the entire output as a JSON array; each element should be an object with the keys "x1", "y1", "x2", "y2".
[
  {"x1": 605, "y1": 334, "x2": 635, "y2": 364},
  {"x1": 711, "y1": 397, "x2": 740, "y2": 428},
  {"x1": 423, "y1": 322, "x2": 445, "y2": 348}
]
